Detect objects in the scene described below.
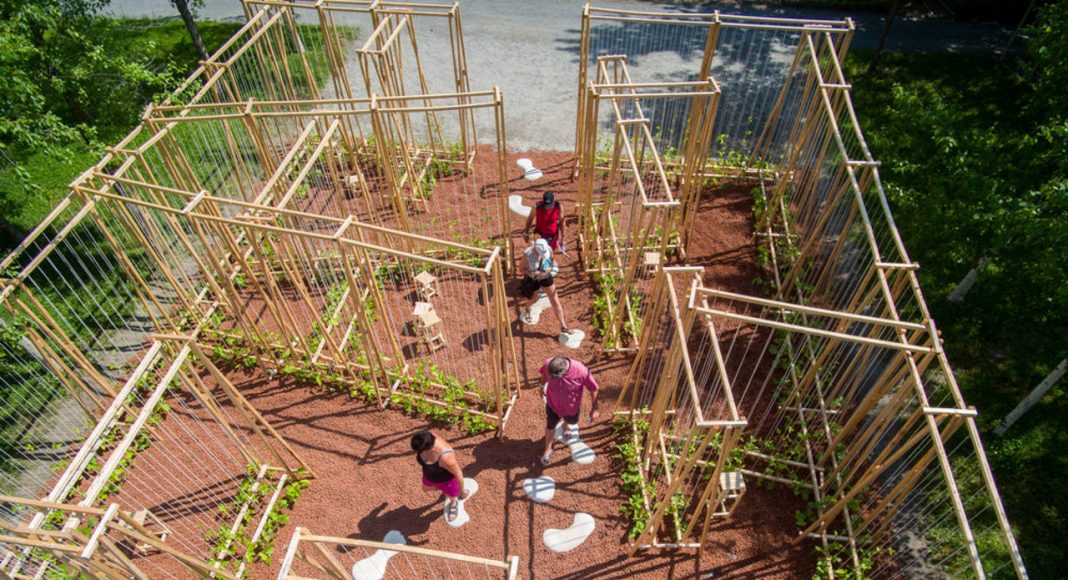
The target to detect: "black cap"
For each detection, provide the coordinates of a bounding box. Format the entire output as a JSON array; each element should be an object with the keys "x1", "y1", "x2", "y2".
[{"x1": 542, "y1": 191, "x2": 556, "y2": 207}]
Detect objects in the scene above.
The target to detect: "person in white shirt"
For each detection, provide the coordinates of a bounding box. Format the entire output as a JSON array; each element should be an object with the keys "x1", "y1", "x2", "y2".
[{"x1": 519, "y1": 238, "x2": 572, "y2": 335}]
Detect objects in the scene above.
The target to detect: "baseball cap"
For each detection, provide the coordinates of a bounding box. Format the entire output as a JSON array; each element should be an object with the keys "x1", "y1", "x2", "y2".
[{"x1": 534, "y1": 238, "x2": 551, "y2": 257}]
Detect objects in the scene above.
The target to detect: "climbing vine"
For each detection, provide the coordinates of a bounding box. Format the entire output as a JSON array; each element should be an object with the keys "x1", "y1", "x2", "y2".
[
  {"x1": 612, "y1": 415, "x2": 651, "y2": 539},
  {"x1": 207, "y1": 462, "x2": 310, "y2": 572},
  {"x1": 390, "y1": 361, "x2": 496, "y2": 435}
]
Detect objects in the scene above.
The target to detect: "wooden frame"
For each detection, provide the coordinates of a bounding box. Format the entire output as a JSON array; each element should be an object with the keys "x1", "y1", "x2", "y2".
[
  {"x1": 142, "y1": 94, "x2": 511, "y2": 257},
  {"x1": 616, "y1": 267, "x2": 747, "y2": 559},
  {"x1": 0, "y1": 497, "x2": 238, "y2": 579},
  {"x1": 575, "y1": 56, "x2": 719, "y2": 351},
  {"x1": 64, "y1": 176, "x2": 519, "y2": 433},
  {"x1": 588, "y1": 7, "x2": 1025, "y2": 579},
  {"x1": 276, "y1": 527, "x2": 519, "y2": 579}
]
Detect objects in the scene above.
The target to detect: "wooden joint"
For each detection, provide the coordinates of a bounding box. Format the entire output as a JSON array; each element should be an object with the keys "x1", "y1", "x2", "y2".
[
  {"x1": 180, "y1": 191, "x2": 208, "y2": 214},
  {"x1": 80, "y1": 503, "x2": 119, "y2": 559},
  {"x1": 148, "y1": 333, "x2": 194, "y2": 343},
  {"x1": 806, "y1": 532, "x2": 853, "y2": 543},
  {"x1": 333, "y1": 216, "x2": 354, "y2": 240},
  {"x1": 922, "y1": 406, "x2": 978, "y2": 418},
  {"x1": 876, "y1": 261, "x2": 919, "y2": 270}
]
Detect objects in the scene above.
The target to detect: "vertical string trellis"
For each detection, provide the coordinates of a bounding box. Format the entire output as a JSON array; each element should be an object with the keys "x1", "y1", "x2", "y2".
[{"x1": 585, "y1": 5, "x2": 1025, "y2": 578}]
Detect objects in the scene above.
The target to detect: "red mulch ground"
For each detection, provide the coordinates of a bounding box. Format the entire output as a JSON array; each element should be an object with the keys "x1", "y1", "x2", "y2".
[{"x1": 109, "y1": 153, "x2": 815, "y2": 578}]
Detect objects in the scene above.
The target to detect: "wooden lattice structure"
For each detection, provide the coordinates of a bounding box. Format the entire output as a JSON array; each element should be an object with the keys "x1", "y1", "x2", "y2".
[
  {"x1": 143, "y1": 92, "x2": 511, "y2": 255},
  {"x1": 0, "y1": 312, "x2": 310, "y2": 576},
  {"x1": 0, "y1": 2, "x2": 1031, "y2": 578},
  {"x1": 575, "y1": 56, "x2": 719, "y2": 350},
  {"x1": 277, "y1": 527, "x2": 519, "y2": 579},
  {"x1": 0, "y1": 1, "x2": 521, "y2": 577},
  {"x1": 162, "y1": 2, "x2": 472, "y2": 107},
  {"x1": 0, "y1": 497, "x2": 237, "y2": 579},
  {"x1": 585, "y1": 5, "x2": 1026, "y2": 579},
  {"x1": 616, "y1": 267, "x2": 747, "y2": 558}
]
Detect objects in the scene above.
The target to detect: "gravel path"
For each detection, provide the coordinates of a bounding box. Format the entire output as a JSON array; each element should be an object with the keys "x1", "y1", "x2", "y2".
[{"x1": 107, "y1": 0, "x2": 1013, "y2": 151}]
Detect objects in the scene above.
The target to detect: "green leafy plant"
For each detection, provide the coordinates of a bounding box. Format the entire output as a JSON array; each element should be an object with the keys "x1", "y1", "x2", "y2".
[
  {"x1": 613, "y1": 416, "x2": 652, "y2": 540},
  {"x1": 389, "y1": 362, "x2": 495, "y2": 434}
]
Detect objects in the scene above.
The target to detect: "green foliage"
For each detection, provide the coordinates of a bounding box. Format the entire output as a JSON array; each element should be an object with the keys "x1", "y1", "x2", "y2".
[
  {"x1": 416, "y1": 170, "x2": 436, "y2": 200},
  {"x1": 590, "y1": 271, "x2": 618, "y2": 347},
  {"x1": 612, "y1": 416, "x2": 651, "y2": 540},
  {"x1": 0, "y1": 6, "x2": 241, "y2": 242},
  {"x1": 389, "y1": 361, "x2": 495, "y2": 435},
  {"x1": 207, "y1": 463, "x2": 310, "y2": 571},
  {"x1": 614, "y1": 437, "x2": 649, "y2": 539},
  {"x1": 812, "y1": 542, "x2": 883, "y2": 580}
]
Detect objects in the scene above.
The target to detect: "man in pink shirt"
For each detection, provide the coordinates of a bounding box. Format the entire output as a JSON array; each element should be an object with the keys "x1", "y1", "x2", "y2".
[{"x1": 539, "y1": 356, "x2": 601, "y2": 465}]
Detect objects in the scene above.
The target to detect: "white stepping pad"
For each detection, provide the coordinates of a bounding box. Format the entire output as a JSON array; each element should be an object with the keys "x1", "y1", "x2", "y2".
[
  {"x1": 508, "y1": 195, "x2": 532, "y2": 218},
  {"x1": 444, "y1": 478, "x2": 479, "y2": 528},
  {"x1": 555, "y1": 424, "x2": 596, "y2": 465},
  {"x1": 522, "y1": 476, "x2": 556, "y2": 504},
  {"x1": 559, "y1": 329, "x2": 586, "y2": 349},
  {"x1": 526, "y1": 293, "x2": 551, "y2": 325},
  {"x1": 543, "y1": 513, "x2": 596, "y2": 553},
  {"x1": 517, "y1": 158, "x2": 543, "y2": 180},
  {"x1": 351, "y1": 530, "x2": 406, "y2": 580}
]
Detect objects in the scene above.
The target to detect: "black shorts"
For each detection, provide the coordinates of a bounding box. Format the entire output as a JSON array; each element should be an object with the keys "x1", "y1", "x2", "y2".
[
  {"x1": 546, "y1": 404, "x2": 579, "y2": 430},
  {"x1": 520, "y1": 275, "x2": 555, "y2": 299}
]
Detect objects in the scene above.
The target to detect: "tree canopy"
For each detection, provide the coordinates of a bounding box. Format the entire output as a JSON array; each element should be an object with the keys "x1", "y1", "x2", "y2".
[{"x1": 0, "y1": 0, "x2": 180, "y2": 222}]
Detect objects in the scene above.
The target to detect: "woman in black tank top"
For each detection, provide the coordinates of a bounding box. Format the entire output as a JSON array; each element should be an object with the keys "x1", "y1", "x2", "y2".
[{"x1": 411, "y1": 430, "x2": 468, "y2": 522}]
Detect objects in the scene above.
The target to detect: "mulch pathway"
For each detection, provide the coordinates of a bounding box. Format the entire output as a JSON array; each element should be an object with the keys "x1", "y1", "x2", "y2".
[{"x1": 117, "y1": 153, "x2": 816, "y2": 578}]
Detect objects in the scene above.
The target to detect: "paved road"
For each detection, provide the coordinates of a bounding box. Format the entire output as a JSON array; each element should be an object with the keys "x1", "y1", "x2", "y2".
[{"x1": 108, "y1": 0, "x2": 1013, "y2": 151}]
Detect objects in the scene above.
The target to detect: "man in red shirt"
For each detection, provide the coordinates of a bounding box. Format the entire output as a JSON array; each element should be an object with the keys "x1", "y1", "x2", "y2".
[
  {"x1": 524, "y1": 191, "x2": 563, "y2": 250},
  {"x1": 539, "y1": 356, "x2": 600, "y2": 465}
]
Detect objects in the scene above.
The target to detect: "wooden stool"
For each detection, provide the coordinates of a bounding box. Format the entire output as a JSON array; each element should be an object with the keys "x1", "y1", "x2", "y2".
[
  {"x1": 346, "y1": 174, "x2": 371, "y2": 200},
  {"x1": 414, "y1": 271, "x2": 438, "y2": 301},
  {"x1": 715, "y1": 471, "x2": 746, "y2": 517},
  {"x1": 129, "y1": 509, "x2": 172, "y2": 555},
  {"x1": 643, "y1": 252, "x2": 661, "y2": 277},
  {"x1": 413, "y1": 303, "x2": 446, "y2": 351}
]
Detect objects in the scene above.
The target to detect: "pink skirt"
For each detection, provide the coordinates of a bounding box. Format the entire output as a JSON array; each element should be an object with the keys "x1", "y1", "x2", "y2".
[{"x1": 422, "y1": 475, "x2": 460, "y2": 497}]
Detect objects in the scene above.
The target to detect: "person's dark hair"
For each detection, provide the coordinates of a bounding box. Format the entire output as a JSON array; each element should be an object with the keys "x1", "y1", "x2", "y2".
[
  {"x1": 548, "y1": 356, "x2": 570, "y2": 379},
  {"x1": 411, "y1": 430, "x2": 435, "y2": 452},
  {"x1": 541, "y1": 191, "x2": 556, "y2": 208}
]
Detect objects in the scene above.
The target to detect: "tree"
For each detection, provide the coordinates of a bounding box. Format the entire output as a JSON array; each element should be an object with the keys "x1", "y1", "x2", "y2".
[
  {"x1": 0, "y1": 0, "x2": 179, "y2": 238},
  {"x1": 866, "y1": 0, "x2": 904, "y2": 75},
  {"x1": 172, "y1": 0, "x2": 207, "y2": 62}
]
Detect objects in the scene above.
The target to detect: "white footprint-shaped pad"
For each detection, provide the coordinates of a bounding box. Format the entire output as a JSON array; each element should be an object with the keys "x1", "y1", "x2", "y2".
[
  {"x1": 559, "y1": 329, "x2": 586, "y2": 349},
  {"x1": 351, "y1": 530, "x2": 406, "y2": 580},
  {"x1": 543, "y1": 513, "x2": 595, "y2": 553},
  {"x1": 555, "y1": 424, "x2": 596, "y2": 465},
  {"x1": 522, "y1": 476, "x2": 556, "y2": 504},
  {"x1": 517, "y1": 158, "x2": 543, "y2": 181},
  {"x1": 508, "y1": 195, "x2": 532, "y2": 218},
  {"x1": 526, "y1": 293, "x2": 551, "y2": 325},
  {"x1": 444, "y1": 478, "x2": 479, "y2": 528}
]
